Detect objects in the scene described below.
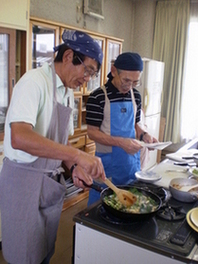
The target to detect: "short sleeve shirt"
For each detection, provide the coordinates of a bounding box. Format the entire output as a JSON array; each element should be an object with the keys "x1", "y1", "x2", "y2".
[
  {"x1": 4, "y1": 63, "x2": 74, "y2": 163},
  {"x1": 86, "y1": 80, "x2": 141, "y2": 127}
]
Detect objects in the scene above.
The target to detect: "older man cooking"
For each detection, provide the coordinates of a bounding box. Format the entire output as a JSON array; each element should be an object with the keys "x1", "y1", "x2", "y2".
[
  {"x1": 0, "y1": 29, "x2": 105, "y2": 264},
  {"x1": 86, "y1": 52, "x2": 157, "y2": 206}
]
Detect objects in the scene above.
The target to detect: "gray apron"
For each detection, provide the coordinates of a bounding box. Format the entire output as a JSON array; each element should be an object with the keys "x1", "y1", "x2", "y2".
[{"x1": 0, "y1": 62, "x2": 72, "y2": 264}]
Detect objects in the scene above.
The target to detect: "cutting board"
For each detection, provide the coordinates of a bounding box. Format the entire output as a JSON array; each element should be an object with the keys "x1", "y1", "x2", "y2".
[{"x1": 151, "y1": 161, "x2": 190, "y2": 188}]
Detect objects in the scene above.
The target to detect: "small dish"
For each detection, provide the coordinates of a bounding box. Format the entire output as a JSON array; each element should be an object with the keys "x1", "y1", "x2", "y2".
[
  {"x1": 187, "y1": 208, "x2": 198, "y2": 232},
  {"x1": 135, "y1": 171, "x2": 162, "y2": 183}
]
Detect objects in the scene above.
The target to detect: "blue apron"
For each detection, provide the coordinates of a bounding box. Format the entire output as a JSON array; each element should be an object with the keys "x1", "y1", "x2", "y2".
[{"x1": 88, "y1": 87, "x2": 140, "y2": 206}]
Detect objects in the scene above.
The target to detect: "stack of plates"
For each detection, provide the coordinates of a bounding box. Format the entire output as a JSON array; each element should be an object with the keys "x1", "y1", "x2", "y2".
[
  {"x1": 0, "y1": 115, "x2": 5, "y2": 133},
  {"x1": 64, "y1": 177, "x2": 82, "y2": 198},
  {"x1": 186, "y1": 208, "x2": 198, "y2": 232}
]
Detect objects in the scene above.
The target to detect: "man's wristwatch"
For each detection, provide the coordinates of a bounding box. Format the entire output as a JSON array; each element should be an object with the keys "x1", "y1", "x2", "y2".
[
  {"x1": 140, "y1": 132, "x2": 147, "y2": 141},
  {"x1": 70, "y1": 163, "x2": 77, "y2": 174}
]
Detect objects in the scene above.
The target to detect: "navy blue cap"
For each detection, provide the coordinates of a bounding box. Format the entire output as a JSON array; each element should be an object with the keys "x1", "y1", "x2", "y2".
[
  {"x1": 114, "y1": 52, "x2": 143, "y2": 71},
  {"x1": 54, "y1": 30, "x2": 103, "y2": 65}
]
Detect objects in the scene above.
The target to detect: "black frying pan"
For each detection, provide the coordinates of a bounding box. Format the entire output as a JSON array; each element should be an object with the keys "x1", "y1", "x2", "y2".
[
  {"x1": 83, "y1": 181, "x2": 162, "y2": 220},
  {"x1": 101, "y1": 186, "x2": 162, "y2": 220}
]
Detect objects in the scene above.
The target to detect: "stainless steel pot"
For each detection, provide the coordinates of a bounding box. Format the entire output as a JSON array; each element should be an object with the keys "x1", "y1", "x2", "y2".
[{"x1": 169, "y1": 178, "x2": 198, "y2": 203}]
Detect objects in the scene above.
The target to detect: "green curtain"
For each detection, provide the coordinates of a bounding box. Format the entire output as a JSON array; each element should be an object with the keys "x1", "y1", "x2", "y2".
[{"x1": 152, "y1": 0, "x2": 190, "y2": 143}]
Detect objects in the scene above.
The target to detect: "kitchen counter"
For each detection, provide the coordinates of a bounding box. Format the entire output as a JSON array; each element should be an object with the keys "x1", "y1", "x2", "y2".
[
  {"x1": 151, "y1": 138, "x2": 198, "y2": 189},
  {"x1": 73, "y1": 188, "x2": 198, "y2": 264},
  {"x1": 73, "y1": 139, "x2": 198, "y2": 264},
  {"x1": 73, "y1": 180, "x2": 198, "y2": 264},
  {"x1": 74, "y1": 205, "x2": 198, "y2": 264}
]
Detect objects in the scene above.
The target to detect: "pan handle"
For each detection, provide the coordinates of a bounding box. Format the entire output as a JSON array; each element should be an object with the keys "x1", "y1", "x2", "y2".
[{"x1": 81, "y1": 180, "x2": 103, "y2": 192}]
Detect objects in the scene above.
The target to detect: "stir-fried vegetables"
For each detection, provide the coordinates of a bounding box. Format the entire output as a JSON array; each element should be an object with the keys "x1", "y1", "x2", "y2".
[
  {"x1": 103, "y1": 187, "x2": 158, "y2": 214},
  {"x1": 192, "y1": 168, "x2": 198, "y2": 176}
]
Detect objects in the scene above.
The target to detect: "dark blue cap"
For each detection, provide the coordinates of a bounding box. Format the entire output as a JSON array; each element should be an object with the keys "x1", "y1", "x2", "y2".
[
  {"x1": 114, "y1": 52, "x2": 143, "y2": 71},
  {"x1": 54, "y1": 30, "x2": 103, "y2": 65}
]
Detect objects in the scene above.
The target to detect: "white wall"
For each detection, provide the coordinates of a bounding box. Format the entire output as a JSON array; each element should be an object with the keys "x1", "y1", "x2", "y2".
[
  {"x1": 30, "y1": 0, "x2": 158, "y2": 58},
  {"x1": 30, "y1": 0, "x2": 134, "y2": 52},
  {"x1": 132, "y1": 0, "x2": 156, "y2": 58}
]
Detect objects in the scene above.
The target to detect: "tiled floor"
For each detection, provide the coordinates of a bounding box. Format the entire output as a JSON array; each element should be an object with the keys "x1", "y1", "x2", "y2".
[{"x1": 0, "y1": 198, "x2": 88, "y2": 264}]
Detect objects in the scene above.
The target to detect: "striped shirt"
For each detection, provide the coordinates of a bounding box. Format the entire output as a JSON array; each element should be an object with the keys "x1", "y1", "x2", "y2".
[{"x1": 86, "y1": 80, "x2": 142, "y2": 127}]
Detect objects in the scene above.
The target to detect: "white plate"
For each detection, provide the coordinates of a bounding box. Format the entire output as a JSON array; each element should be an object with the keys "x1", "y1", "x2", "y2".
[
  {"x1": 187, "y1": 208, "x2": 198, "y2": 232},
  {"x1": 190, "y1": 208, "x2": 198, "y2": 227},
  {"x1": 135, "y1": 171, "x2": 162, "y2": 183},
  {"x1": 137, "y1": 141, "x2": 172, "y2": 150},
  {"x1": 189, "y1": 167, "x2": 198, "y2": 178}
]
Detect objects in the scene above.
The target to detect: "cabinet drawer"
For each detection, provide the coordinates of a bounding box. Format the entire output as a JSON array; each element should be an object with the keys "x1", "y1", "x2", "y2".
[
  {"x1": 69, "y1": 136, "x2": 85, "y2": 149},
  {"x1": 86, "y1": 135, "x2": 95, "y2": 145},
  {"x1": 85, "y1": 143, "x2": 96, "y2": 156}
]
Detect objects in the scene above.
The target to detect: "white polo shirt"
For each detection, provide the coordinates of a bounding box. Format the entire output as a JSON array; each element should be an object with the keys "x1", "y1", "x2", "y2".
[{"x1": 4, "y1": 63, "x2": 74, "y2": 163}]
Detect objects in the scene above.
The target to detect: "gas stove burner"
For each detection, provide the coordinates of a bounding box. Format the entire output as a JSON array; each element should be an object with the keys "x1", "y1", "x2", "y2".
[
  {"x1": 157, "y1": 204, "x2": 186, "y2": 221},
  {"x1": 98, "y1": 205, "x2": 139, "y2": 225}
]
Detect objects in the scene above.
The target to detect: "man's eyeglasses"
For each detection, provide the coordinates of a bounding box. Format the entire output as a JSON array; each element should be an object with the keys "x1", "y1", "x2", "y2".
[
  {"x1": 117, "y1": 70, "x2": 141, "y2": 88},
  {"x1": 76, "y1": 55, "x2": 99, "y2": 80},
  {"x1": 118, "y1": 75, "x2": 141, "y2": 88}
]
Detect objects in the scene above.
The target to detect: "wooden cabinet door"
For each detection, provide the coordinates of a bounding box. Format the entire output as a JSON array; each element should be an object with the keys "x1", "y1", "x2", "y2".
[
  {"x1": 85, "y1": 35, "x2": 105, "y2": 93},
  {"x1": 29, "y1": 20, "x2": 59, "y2": 69},
  {"x1": 0, "y1": 27, "x2": 16, "y2": 140},
  {"x1": 73, "y1": 96, "x2": 82, "y2": 132},
  {"x1": 0, "y1": 0, "x2": 29, "y2": 31},
  {"x1": 104, "y1": 39, "x2": 122, "y2": 83}
]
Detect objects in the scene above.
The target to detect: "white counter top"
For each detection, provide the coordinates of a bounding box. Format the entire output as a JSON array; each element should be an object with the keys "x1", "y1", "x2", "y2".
[
  {"x1": 150, "y1": 138, "x2": 198, "y2": 189},
  {"x1": 151, "y1": 159, "x2": 191, "y2": 188}
]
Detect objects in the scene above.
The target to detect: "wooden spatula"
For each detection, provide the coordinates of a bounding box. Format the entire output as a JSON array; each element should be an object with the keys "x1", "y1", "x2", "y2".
[{"x1": 103, "y1": 178, "x2": 137, "y2": 207}]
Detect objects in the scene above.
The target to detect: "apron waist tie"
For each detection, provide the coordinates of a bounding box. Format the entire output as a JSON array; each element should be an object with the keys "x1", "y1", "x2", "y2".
[{"x1": 3, "y1": 157, "x2": 67, "y2": 186}]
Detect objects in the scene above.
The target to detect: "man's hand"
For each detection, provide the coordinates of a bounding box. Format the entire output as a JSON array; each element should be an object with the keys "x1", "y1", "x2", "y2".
[
  {"x1": 67, "y1": 151, "x2": 106, "y2": 187},
  {"x1": 71, "y1": 165, "x2": 93, "y2": 189},
  {"x1": 119, "y1": 138, "x2": 142, "y2": 155},
  {"x1": 142, "y1": 133, "x2": 158, "y2": 150},
  {"x1": 143, "y1": 133, "x2": 158, "y2": 144}
]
